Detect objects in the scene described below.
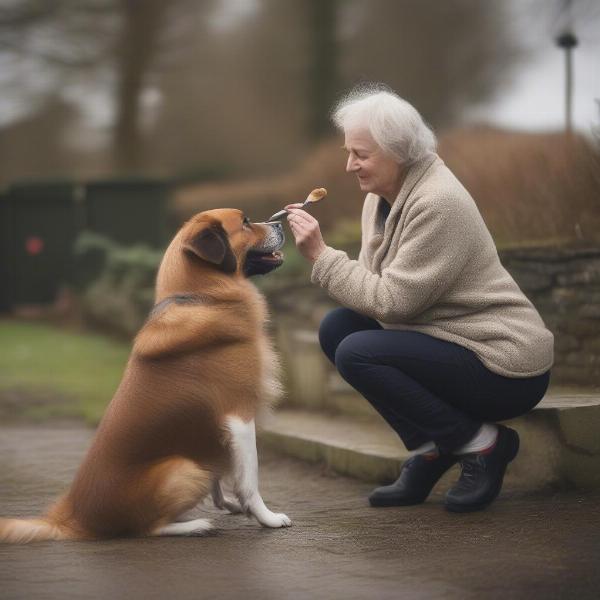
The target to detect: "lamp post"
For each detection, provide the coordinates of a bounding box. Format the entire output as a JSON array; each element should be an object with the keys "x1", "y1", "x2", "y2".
[{"x1": 555, "y1": 0, "x2": 578, "y2": 133}]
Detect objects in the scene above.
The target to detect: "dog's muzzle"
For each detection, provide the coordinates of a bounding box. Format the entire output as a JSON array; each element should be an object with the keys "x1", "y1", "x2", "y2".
[{"x1": 243, "y1": 222, "x2": 285, "y2": 277}]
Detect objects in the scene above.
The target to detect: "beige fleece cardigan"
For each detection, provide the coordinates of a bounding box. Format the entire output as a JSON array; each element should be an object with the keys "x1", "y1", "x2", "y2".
[{"x1": 311, "y1": 153, "x2": 554, "y2": 378}]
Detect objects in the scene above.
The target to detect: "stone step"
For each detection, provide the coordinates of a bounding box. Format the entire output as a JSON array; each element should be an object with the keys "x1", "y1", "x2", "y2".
[
  {"x1": 259, "y1": 393, "x2": 600, "y2": 490},
  {"x1": 259, "y1": 409, "x2": 407, "y2": 483}
]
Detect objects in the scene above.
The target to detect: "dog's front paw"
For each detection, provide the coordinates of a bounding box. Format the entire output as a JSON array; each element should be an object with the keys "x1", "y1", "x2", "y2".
[{"x1": 261, "y1": 512, "x2": 292, "y2": 528}]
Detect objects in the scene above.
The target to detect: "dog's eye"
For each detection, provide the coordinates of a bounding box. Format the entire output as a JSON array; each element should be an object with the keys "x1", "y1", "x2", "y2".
[{"x1": 242, "y1": 217, "x2": 251, "y2": 228}]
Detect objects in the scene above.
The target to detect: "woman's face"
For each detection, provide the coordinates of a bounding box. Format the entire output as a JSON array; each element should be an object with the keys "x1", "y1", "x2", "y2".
[{"x1": 344, "y1": 129, "x2": 404, "y2": 200}]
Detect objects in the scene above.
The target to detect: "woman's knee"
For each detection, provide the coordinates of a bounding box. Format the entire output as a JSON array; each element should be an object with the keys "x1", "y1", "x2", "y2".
[
  {"x1": 334, "y1": 332, "x2": 368, "y2": 382},
  {"x1": 319, "y1": 308, "x2": 346, "y2": 361},
  {"x1": 318, "y1": 308, "x2": 346, "y2": 345},
  {"x1": 318, "y1": 308, "x2": 363, "y2": 361},
  {"x1": 318, "y1": 307, "x2": 380, "y2": 358}
]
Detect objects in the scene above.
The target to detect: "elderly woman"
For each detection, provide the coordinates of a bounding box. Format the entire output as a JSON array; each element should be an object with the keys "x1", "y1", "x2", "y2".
[{"x1": 285, "y1": 86, "x2": 553, "y2": 512}]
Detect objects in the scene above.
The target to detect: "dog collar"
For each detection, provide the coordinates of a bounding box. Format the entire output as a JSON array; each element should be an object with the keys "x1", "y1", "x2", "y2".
[{"x1": 150, "y1": 293, "x2": 212, "y2": 317}]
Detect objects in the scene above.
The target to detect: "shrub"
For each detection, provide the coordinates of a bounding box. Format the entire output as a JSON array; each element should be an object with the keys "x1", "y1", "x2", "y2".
[
  {"x1": 437, "y1": 127, "x2": 600, "y2": 248},
  {"x1": 171, "y1": 127, "x2": 600, "y2": 249},
  {"x1": 74, "y1": 232, "x2": 162, "y2": 338}
]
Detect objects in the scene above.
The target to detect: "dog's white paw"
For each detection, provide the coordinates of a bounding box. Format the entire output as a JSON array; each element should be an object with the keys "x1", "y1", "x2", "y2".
[{"x1": 261, "y1": 512, "x2": 292, "y2": 528}]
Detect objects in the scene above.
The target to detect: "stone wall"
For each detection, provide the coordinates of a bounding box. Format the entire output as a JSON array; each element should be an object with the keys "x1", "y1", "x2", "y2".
[
  {"x1": 268, "y1": 245, "x2": 600, "y2": 389},
  {"x1": 500, "y1": 246, "x2": 600, "y2": 387}
]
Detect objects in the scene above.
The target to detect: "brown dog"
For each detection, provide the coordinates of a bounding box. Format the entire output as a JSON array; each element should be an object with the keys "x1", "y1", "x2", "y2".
[{"x1": 0, "y1": 209, "x2": 290, "y2": 542}]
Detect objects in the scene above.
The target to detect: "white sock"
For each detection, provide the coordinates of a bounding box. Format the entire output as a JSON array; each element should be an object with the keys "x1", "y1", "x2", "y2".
[
  {"x1": 410, "y1": 441, "x2": 437, "y2": 456},
  {"x1": 453, "y1": 423, "x2": 498, "y2": 455}
]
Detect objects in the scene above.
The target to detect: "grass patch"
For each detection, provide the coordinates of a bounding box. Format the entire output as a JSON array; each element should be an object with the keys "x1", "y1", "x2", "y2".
[{"x1": 0, "y1": 320, "x2": 130, "y2": 424}]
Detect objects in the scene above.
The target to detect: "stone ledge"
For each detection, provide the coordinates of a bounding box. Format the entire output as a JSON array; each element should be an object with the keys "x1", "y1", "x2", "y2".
[
  {"x1": 259, "y1": 409, "x2": 407, "y2": 483},
  {"x1": 259, "y1": 397, "x2": 600, "y2": 490}
]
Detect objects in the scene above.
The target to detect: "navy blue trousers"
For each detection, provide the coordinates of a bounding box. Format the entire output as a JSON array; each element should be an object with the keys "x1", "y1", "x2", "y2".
[{"x1": 319, "y1": 308, "x2": 550, "y2": 455}]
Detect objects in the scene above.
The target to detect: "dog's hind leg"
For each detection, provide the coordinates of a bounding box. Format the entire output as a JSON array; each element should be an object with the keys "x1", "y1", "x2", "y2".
[
  {"x1": 148, "y1": 457, "x2": 213, "y2": 534},
  {"x1": 225, "y1": 416, "x2": 291, "y2": 528},
  {"x1": 211, "y1": 480, "x2": 244, "y2": 514}
]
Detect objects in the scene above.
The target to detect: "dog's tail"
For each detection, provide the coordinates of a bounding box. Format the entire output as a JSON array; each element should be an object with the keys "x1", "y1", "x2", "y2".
[{"x1": 0, "y1": 517, "x2": 69, "y2": 544}]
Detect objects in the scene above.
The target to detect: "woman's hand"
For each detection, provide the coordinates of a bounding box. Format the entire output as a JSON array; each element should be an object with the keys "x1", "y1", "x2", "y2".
[{"x1": 285, "y1": 203, "x2": 327, "y2": 263}]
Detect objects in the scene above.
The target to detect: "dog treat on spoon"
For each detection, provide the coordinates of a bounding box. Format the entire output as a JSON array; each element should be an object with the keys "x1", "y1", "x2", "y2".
[
  {"x1": 306, "y1": 187, "x2": 327, "y2": 203},
  {"x1": 267, "y1": 187, "x2": 327, "y2": 222}
]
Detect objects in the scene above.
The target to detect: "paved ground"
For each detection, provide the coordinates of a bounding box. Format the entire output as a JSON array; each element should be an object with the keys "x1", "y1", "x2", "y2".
[{"x1": 1, "y1": 423, "x2": 599, "y2": 600}]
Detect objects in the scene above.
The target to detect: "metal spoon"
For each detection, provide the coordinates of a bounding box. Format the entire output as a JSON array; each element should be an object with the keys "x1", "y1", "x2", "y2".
[{"x1": 267, "y1": 187, "x2": 327, "y2": 222}]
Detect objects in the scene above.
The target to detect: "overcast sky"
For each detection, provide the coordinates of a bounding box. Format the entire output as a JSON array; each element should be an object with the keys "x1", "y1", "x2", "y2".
[{"x1": 468, "y1": 0, "x2": 600, "y2": 133}]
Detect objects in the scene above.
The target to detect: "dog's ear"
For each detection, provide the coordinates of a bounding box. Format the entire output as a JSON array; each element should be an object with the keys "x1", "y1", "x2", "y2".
[{"x1": 183, "y1": 226, "x2": 237, "y2": 273}]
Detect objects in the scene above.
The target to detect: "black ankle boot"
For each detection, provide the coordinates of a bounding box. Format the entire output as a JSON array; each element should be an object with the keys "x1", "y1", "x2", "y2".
[
  {"x1": 445, "y1": 425, "x2": 520, "y2": 513},
  {"x1": 369, "y1": 452, "x2": 459, "y2": 507}
]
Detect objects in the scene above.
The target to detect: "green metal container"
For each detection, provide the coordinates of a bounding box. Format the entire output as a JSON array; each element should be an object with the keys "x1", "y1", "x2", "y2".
[
  {"x1": 0, "y1": 178, "x2": 173, "y2": 310},
  {"x1": 84, "y1": 178, "x2": 172, "y2": 248}
]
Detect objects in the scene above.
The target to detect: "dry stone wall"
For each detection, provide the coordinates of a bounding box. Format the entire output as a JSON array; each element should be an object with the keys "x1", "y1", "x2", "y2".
[{"x1": 500, "y1": 246, "x2": 600, "y2": 387}]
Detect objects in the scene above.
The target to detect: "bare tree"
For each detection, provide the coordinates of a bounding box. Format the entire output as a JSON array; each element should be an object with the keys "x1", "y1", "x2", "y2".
[
  {"x1": 306, "y1": 0, "x2": 339, "y2": 139},
  {"x1": 112, "y1": 0, "x2": 170, "y2": 172},
  {"x1": 147, "y1": 0, "x2": 311, "y2": 177},
  {"x1": 1, "y1": 0, "x2": 571, "y2": 182},
  {"x1": 0, "y1": 0, "x2": 116, "y2": 113},
  {"x1": 0, "y1": 0, "x2": 194, "y2": 173},
  {"x1": 339, "y1": 0, "x2": 518, "y2": 128}
]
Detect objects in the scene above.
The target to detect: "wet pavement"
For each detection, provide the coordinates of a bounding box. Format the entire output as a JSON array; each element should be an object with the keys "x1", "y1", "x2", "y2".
[{"x1": 1, "y1": 423, "x2": 599, "y2": 600}]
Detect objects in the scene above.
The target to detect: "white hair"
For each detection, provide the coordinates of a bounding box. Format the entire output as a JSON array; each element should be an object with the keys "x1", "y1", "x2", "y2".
[{"x1": 331, "y1": 84, "x2": 437, "y2": 165}]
